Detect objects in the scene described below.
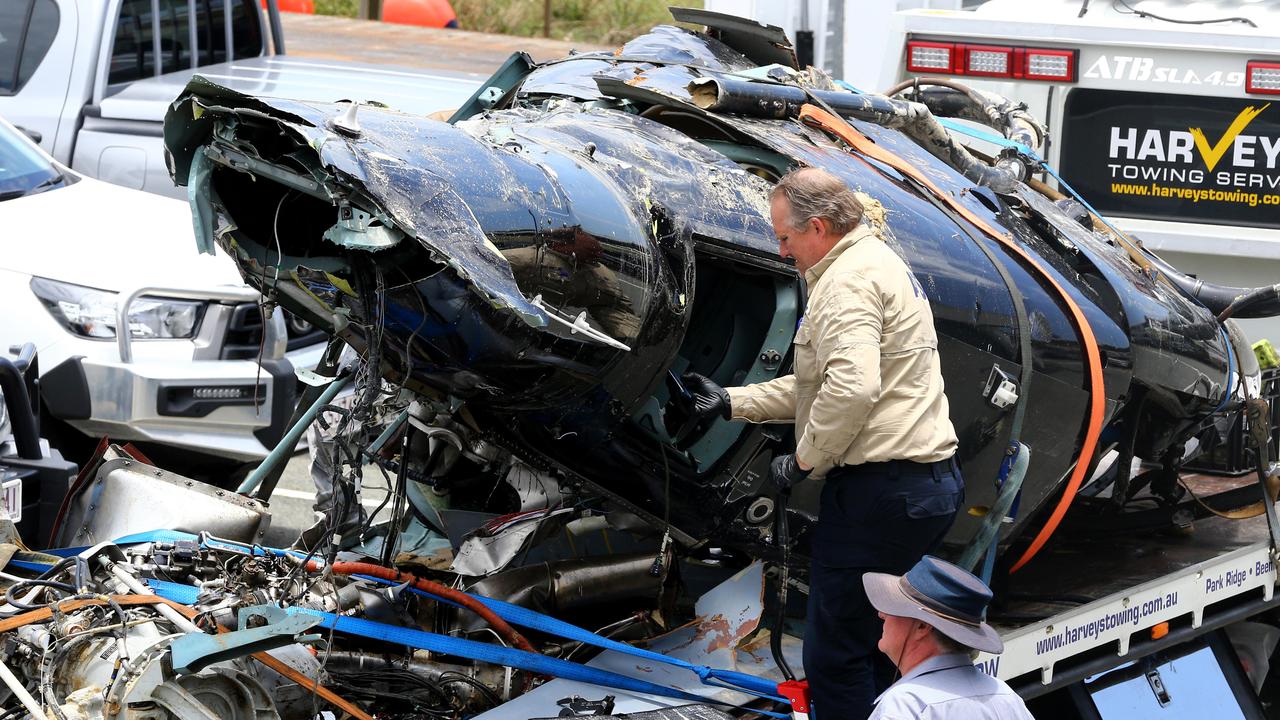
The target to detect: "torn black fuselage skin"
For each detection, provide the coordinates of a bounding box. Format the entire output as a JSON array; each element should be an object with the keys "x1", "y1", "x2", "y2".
[{"x1": 164, "y1": 25, "x2": 1229, "y2": 561}]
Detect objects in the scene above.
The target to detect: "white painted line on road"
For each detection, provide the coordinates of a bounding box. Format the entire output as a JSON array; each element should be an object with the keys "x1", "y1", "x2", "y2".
[{"x1": 270, "y1": 488, "x2": 387, "y2": 508}]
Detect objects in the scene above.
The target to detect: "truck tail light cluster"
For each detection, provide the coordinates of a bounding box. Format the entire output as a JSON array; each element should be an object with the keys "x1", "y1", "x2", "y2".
[
  {"x1": 906, "y1": 40, "x2": 1077, "y2": 82},
  {"x1": 1247, "y1": 61, "x2": 1280, "y2": 95}
]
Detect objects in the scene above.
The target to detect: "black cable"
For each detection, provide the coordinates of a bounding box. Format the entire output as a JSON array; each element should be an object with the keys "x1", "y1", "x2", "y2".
[
  {"x1": 5, "y1": 580, "x2": 77, "y2": 610},
  {"x1": 437, "y1": 671, "x2": 502, "y2": 708},
  {"x1": 36, "y1": 557, "x2": 75, "y2": 581},
  {"x1": 770, "y1": 489, "x2": 795, "y2": 683},
  {"x1": 381, "y1": 426, "x2": 415, "y2": 567},
  {"x1": 1112, "y1": 0, "x2": 1256, "y2": 26},
  {"x1": 366, "y1": 462, "x2": 398, "y2": 532},
  {"x1": 392, "y1": 267, "x2": 431, "y2": 399},
  {"x1": 327, "y1": 669, "x2": 452, "y2": 708}
]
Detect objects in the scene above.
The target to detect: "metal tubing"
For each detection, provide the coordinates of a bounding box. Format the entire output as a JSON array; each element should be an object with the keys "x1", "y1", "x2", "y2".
[
  {"x1": 107, "y1": 562, "x2": 201, "y2": 633},
  {"x1": 0, "y1": 657, "x2": 49, "y2": 720},
  {"x1": 690, "y1": 76, "x2": 1026, "y2": 192},
  {"x1": 689, "y1": 76, "x2": 908, "y2": 124},
  {"x1": 188, "y1": 0, "x2": 198, "y2": 69},
  {"x1": 224, "y1": 0, "x2": 234, "y2": 63},
  {"x1": 151, "y1": 0, "x2": 162, "y2": 76},
  {"x1": 1142, "y1": 252, "x2": 1280, "y2": 319},
  {"x1": 237, "y1": 375, "x2": 352, "y2": 496}
]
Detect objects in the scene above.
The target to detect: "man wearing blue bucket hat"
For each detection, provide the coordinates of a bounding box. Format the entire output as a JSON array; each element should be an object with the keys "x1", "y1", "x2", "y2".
[{"x1": 863, "y1": 556, "x2": 1034, "y2": 719}]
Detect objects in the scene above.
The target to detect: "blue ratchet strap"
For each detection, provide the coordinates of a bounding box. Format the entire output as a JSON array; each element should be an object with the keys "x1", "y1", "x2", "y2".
[
  {"x1": 351, "y1": 574, "x2": 786, "y2": 701},
  {"x1": 43, "y1": 529, "x2": 202, "y2": 557},
  {"x1": 36, "y1": 531, "x2": 789, "y2": 711},
  {"x1": 980, "y1": 445, "x2": 1020, "y2": 586},
  {"x1": 280, "y1": 608, "x2": 788, "y2": 714},
  {"x1": 129, "y1": 577, "x2": 783, "y2": 716}
]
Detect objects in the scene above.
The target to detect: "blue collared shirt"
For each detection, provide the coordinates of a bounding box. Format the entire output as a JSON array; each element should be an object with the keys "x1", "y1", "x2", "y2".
[{"x1": 869, "y1": 653, "x2": 1035, "y2": 720}]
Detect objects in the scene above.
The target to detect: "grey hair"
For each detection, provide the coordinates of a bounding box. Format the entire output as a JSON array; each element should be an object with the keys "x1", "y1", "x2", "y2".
[
  {"x1": 769, "y1": 167, "x2": 864, "y2": 236},
  {"x1": 931, "y1": 629, "x2": 978, "y2": 660}
]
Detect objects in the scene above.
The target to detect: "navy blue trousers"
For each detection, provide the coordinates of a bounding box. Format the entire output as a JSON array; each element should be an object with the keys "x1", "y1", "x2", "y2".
[{"x1": 803, "y1": 459, "x2": 964, "y2": 720}]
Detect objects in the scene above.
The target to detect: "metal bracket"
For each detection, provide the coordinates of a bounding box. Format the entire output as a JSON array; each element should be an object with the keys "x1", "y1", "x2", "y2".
[
  {"x1": 1145, "y1": 669, "x2": 1172, "y2": 707},
  {"x1": 555, "y1": 694, "x2": 616, "y2": 716},
  {"x1": 169, "y1": 604, "x2": 322, "y2": 675}
]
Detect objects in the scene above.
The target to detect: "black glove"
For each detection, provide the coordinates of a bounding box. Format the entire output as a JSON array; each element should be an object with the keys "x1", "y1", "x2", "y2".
[
  {"x1": 771, "y1": 453, "x2": 812, "y2": 492},
  {"x1": 681, "y1": 372, "x2": 731, "y2": 421}
]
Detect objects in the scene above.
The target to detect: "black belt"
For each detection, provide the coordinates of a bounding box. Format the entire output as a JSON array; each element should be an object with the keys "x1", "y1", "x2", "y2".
[{"x1": 828, "y1": 456, "x2": 959, "y2": 481}]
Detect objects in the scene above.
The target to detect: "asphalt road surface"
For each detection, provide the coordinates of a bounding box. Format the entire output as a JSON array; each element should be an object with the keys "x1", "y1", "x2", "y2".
[
  {"x1": 281, "y1": 13, "x2": 606, "y2": 73},
  {"x1": 259, "y1": 452, "x2": 393, "y2": 547}
]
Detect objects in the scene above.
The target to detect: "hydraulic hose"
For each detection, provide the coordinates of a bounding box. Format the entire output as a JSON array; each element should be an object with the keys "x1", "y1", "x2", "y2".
[
  {"x1": 311, "y1": 560, "x2": 536, "y2": 653},
  {"x1": 688, "y1": 76, "x2": 1035, "y2": 192},
  {"x1": 796, "y1": 104, "x2": 1106, "y2": 574},
  {"x1": 883, "y1": 79, "x2": 1045, "y2": 152},
  {"x1": 1217, "y1": 283, "x2": 1280, "y2": 323}
]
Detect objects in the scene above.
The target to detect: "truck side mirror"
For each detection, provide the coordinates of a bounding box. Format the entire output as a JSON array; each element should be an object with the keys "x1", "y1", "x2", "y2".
[{"x1": 14, "y1": 126, "x2": 42, "y2": 144}]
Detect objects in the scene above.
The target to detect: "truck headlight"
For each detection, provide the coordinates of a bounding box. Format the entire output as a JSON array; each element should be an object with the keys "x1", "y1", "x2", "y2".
[{"x1": 30, "y1": 277, "x2": 204, "y2": 340}]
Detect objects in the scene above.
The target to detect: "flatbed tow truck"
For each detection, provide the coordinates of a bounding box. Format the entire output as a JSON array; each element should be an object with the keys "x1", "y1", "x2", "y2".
[
  {"x1": 826, "y1": 2, "x2": 1280, "y2": 713},
  {"x1": 991, "y1": 498, "x2": 1275, "y2": 716}
]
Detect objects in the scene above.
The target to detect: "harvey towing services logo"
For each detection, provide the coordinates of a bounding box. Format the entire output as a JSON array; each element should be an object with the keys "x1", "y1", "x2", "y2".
[{"x1": 1107, "y1": 102, "x2": 1279, "y2": 191}]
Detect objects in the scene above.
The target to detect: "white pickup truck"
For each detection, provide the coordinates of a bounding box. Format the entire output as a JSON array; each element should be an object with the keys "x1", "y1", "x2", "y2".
[
  {"x1": 1, "y1": 0, "x2": 483, "y2": 198},
  {"x1": 0, "y1": 0, "x2": 482, "y2": 479}
]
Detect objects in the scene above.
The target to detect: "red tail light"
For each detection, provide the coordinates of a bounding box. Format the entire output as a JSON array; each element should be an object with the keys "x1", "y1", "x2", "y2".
[
  {"x1": 905, "y1": 39, "x2": 1077, "y2": 83},
  {"x1": 906, "y1": 41, "x2": 959, "y2": 73},
  {"x1": 963, "y1": 45, "x2": 1014, "y2": 77},
  {"x1": 1247, "y1": 60, "x2": 1280, "y2": 95},
  {"x1": 1024, "y1": 49, "x2": 1076, "y2": 81}
]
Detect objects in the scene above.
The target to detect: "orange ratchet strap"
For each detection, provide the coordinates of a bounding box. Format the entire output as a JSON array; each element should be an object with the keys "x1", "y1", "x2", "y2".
[{"x1": 797, "y1": 104, "x2": 1106, "y2": 573}]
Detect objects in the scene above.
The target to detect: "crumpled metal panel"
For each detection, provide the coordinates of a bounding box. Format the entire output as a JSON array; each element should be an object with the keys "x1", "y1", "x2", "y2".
[
  {"x1": 57, "y1": 448, "x2": 270, "y2": 548},
  {"x1": 263, "y1": 102, "x2": 541, "y2": 325},
  {"x1": 478, "y1": 106, "x2": 775, "y2": 253},
  {"x1": 669, "y1": 8, "x2": 799, "y2": 69},
  {"x1": 518, "y1": 25, "x2": 753, "y2": 102}
]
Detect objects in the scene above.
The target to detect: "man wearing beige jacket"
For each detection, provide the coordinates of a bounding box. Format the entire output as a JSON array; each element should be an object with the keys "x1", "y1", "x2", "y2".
[{"x1": 683, "y1": 167, "x2": 963, "y2": 719}]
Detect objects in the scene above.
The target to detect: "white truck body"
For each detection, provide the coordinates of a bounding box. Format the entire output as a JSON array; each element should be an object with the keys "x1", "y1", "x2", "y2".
[{"x1": 880, "y1": 0, "x2": 1280, "y2": 344}]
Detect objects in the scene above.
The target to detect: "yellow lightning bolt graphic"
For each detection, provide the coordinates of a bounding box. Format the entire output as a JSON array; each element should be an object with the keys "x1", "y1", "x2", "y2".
[{"x1": 1190, "y1": 103, "x2": 1271, "y2": 173}]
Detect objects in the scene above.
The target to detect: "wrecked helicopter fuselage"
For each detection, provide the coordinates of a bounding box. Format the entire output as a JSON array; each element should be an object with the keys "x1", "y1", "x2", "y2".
[{"x1": 162, "y1": 21, "x2": 1246, "y2": 565}]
